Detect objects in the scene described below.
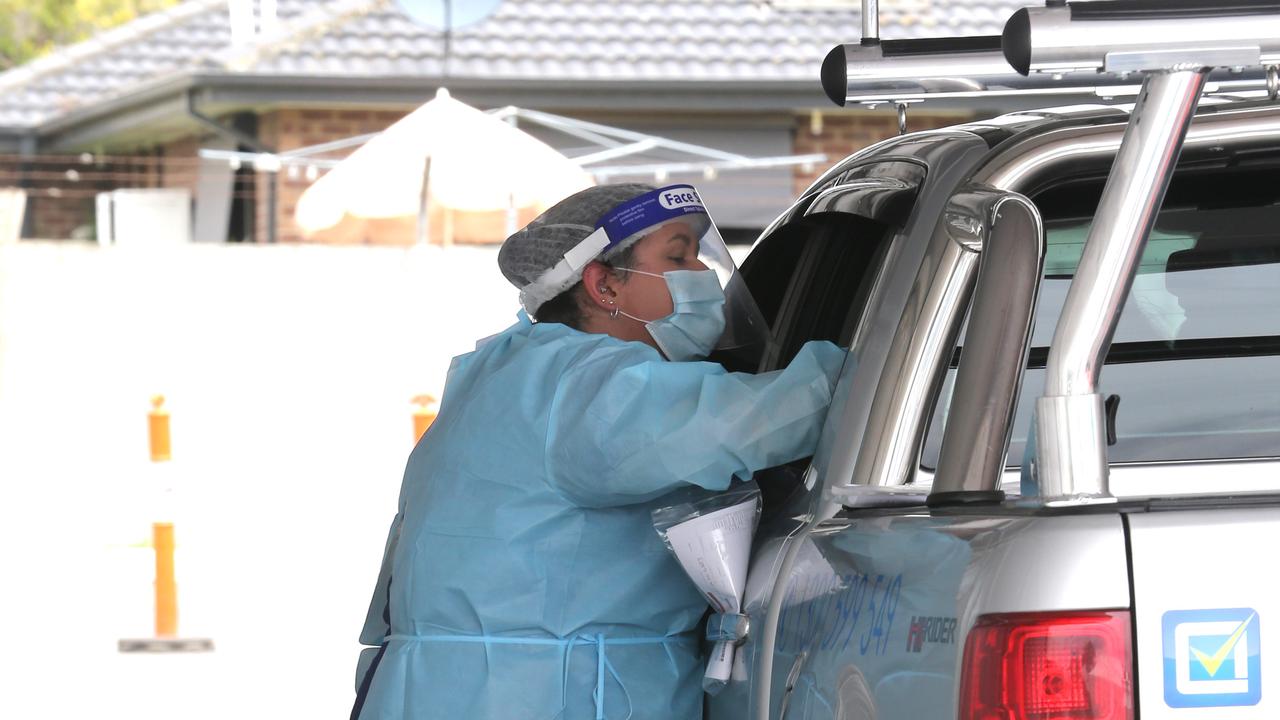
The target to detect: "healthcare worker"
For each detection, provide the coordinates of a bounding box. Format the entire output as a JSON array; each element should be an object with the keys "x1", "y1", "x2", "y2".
[{"x1": 352, "y1": 183, "x2": 846, "y2": 720}]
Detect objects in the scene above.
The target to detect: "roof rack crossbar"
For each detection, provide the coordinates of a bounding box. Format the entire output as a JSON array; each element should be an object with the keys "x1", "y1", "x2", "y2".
[
  {"x1": 1069, "y1": 0, "x2": 1280, "y2": 22},
  {"x1": 823, "y1": 3, "x2": 1280, "y2": 106},
  {"x1": 1004, "y1": 3, "x2": 1280, "y2": 76}
]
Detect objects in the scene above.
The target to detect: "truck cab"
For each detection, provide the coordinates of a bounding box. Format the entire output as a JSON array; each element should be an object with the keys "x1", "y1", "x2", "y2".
[{"x1": 710, "y1": 3, "x2": 1280, "y2": 719}]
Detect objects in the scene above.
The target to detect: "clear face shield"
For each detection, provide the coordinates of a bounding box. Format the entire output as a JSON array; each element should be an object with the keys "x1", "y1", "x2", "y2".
[{"x1": 597, "y1": 184, "x2": 771, "y2": 364}]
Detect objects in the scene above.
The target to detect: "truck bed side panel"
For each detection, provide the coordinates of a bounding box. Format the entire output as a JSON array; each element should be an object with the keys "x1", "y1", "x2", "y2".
[{"x1": 1130, "y1": 506, "x2": 1280, "y2": 720}]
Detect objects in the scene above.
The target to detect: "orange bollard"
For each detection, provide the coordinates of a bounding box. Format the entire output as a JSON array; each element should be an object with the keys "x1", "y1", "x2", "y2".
[
  {"x1": 118, "y1": 395, "x2": 213, "y2": 652},
  {"x1": 148, "y1": 395, "x2": 171, "y2": 462},
  {"x1": 148, "y1": 395, "x2": 177, "y2": 636},
  {"x1": 153, "y1": 522, "x2": 177, "y2": 637},
  {"x1": 412, "y1": 394, "x2": 438, "y2": 443}
]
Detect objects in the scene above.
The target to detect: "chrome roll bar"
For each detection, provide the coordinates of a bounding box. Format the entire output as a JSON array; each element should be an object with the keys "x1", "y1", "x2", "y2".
[
  {"x1": 929, "y1": 189, "x2": 1044, "y2": 501},
  {"x1": 849, "y1": 189, "x2": 984, "y2": 490},
  {"x1": 979, "y1": 105, "x2": 1280, "y2": 193},
  {"x1": 1034, "y1": 68, "x2": 1209, "y2": 503}
]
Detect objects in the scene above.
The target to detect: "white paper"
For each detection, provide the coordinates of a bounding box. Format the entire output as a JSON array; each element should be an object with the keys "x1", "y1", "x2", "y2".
[
  {"x1": 661, "y1": 496, "x2": 757, "y2": 694},
  {"x1": 662, "y1": 498, "x2": 757, "y2": 615},
  {"x1": 731, "y1": 637, "x2": 749, "y2": 681},
  {"x1": 705, "y1": 639, "x2": 734, "y2": 684}
]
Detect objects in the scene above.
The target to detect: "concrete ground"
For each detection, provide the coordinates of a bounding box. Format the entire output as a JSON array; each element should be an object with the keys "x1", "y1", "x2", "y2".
[{"x1": 0, "y1": 241, "x2": 519, "y2": 719}]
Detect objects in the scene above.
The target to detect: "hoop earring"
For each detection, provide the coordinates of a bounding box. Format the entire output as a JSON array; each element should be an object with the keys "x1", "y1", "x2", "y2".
[{"x1": 610, "y1": 306, "x2": 620, "y2": 319}]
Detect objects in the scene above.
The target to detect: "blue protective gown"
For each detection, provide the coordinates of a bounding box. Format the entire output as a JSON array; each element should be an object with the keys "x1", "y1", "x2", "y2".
[{"x1": 353, "y1": 313, "x2": 845, "y2": 720}]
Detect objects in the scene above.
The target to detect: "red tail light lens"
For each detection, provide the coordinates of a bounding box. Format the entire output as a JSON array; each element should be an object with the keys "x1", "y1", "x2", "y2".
[{"x1": 959, "y1": 611, "x2": 1132, "y2": 720}]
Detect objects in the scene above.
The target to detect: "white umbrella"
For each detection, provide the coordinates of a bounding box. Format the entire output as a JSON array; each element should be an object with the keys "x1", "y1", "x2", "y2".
[{"x1": 295, "y1": 88, "x2": 594, "y2": 243}]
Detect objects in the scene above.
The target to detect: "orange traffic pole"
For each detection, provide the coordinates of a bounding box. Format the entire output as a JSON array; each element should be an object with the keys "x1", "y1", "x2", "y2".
[
  {"x1": 153, "y1": 522, "x2": 177, "y2": 637},
  {"x1": 118, "y1": 396, "x2": 212, "y2": 652},
  {"x1": 148, "y1": 394, "x2": 170, "y2": 462},
  {"x1": 412, "y1": 394, "x2": 438, "y2": 443},
  {"x1": 148, "y1": 395, "x2": 178, "y2": 637}
]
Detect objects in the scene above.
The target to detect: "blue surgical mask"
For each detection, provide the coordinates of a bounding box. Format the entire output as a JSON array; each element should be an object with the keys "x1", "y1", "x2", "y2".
[{"x1": 614, "y1": 269, "x2": 727, "y2": 361}]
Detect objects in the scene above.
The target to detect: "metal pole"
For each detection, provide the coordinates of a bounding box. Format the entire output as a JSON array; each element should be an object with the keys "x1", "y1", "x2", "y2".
[
  {"x1": 506, "y1": 115, "x2": 519, "y2": 236},
  {"x1": 417, "y1": 155, "x2": 432, "y2": 245},
  {"x1": 862, "y1": 0, "x2": 879, "y2": 43},
  {"x1": 1035, "y1": 68, "x2": 1208, "y2": 502},
  {"x1": 266, "y1": 172, "x2": 277, "y2": 243},
  {"x1": 443, "y1": 0, "x2": 452, "y2": 77}
]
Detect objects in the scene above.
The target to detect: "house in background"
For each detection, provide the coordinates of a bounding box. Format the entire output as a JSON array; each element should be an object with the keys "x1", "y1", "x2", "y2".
[{"x1": 0, "y1": 0, "x2": 1032, "y2": 244}]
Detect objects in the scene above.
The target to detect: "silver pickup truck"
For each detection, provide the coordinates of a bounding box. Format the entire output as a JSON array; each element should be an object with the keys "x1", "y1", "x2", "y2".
[{"x1": 708, "y1": 3, "x2": 1280, "y2": 719}]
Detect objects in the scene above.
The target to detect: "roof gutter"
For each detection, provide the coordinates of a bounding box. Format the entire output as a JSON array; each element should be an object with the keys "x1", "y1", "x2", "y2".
[
  {"x1": 35, "y1": 73, "x2": 196, "y2": 148},
  {"x1": 190, "y1": 72, "x2": 845, "y2": 112},
  {"x1": 30, "y1": 71, "x2": 836, "y2": 146}
]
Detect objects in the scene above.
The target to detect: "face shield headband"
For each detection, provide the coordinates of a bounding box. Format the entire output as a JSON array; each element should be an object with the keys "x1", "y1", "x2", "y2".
[
  {"x1": 518, "y1": 184, "x2": 711, "y2": 318},
  {"x1": 519, "y1": 184, "x2": 770, "y2": 362}
]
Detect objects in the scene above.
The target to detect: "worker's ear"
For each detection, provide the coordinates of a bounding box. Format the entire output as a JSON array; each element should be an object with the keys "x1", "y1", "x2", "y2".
[{"x1": 581, "y1": 261, "x2": 622, "y2": 313}]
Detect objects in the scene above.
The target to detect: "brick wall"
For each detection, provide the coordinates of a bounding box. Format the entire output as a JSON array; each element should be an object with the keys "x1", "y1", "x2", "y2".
[
  {"x1": 26, "y1": 195, "x2": 93, "y2": 240},
  {"x1": 259, "y1": 107, "x2": 413, "y2": 244},
  {"x1": 792, "y1": 109, "x2": 973, "y2": 194},
  {"x1": 3, "y1": 154, "x2": 109, "y2": 239},
  {"x1": 5, "y1": 142, "x2": 204, "y2": 240},
  {"x1": 158, "y1": 136, "x2": 203, "y2": 196}
]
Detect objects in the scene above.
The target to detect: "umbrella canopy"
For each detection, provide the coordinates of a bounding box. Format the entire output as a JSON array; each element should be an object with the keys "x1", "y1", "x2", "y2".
[{"x1": 295, "y1": 88, "x2": 594, "y2": 243}]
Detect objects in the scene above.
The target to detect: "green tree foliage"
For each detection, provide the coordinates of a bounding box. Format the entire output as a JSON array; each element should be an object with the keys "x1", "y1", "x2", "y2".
[{"x1": 0, "y1": 0, "x2": 180, "y2": 70}]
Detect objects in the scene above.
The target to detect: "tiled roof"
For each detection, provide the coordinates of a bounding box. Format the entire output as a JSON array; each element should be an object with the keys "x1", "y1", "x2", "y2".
[
  {"x1": 0, "y1": 0, "x2": 1031, "y2": 129},
  {"x1": 0, "y1": 0, "x2": 364, "y2": 128}
]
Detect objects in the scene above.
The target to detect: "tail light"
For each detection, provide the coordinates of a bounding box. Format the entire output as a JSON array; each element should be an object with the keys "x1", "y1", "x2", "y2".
[{"x1": 959, "y1": 610, "x2": 1133, "y2": 720}]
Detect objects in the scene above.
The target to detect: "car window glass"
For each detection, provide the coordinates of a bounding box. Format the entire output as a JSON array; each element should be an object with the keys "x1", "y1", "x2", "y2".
[
  {"x1": 752, "y1": 213, "x2": 892, "y2": 370},
  {"x1": 923, "y1": 168, "x2": 1280, "y2": 470},
  {"x1": 738, "y1": 211, "x2": 896, "y2": 514}
]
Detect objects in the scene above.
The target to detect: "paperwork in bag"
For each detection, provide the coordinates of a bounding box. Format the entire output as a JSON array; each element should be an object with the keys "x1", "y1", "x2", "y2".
[
  {"x1": 653, "y1": 485, "x2": 760, "y2": 693},
  {"x1": 661, "y1": 499, "x2": 756, "y2": 614}
]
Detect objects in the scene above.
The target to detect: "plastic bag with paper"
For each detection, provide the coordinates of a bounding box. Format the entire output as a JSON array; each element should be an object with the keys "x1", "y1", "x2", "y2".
[{"x1": 652, "y1": 483, "x2": 761, "y2": 695}]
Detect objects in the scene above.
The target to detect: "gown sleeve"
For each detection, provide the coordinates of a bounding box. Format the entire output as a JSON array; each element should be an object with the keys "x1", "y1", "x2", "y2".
[{"x1": 545, "y1": 339, "x2": 847, "y2": 508}]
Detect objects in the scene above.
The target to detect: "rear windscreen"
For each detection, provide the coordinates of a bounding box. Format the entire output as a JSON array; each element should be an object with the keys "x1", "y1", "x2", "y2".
[{"x1": 923, "y1": 168, "x2": 1280, "y2": 468}]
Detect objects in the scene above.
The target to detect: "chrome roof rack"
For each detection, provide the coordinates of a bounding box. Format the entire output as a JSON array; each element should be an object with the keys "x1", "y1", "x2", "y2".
[{"x1": 823, "y1": 0, "x2": 1280, "y2": 107}]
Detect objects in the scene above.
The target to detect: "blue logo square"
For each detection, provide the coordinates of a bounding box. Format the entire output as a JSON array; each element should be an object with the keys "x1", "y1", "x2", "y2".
[{"x1": 1163, "y1": 608, "x2": 1261, "y2": 708}]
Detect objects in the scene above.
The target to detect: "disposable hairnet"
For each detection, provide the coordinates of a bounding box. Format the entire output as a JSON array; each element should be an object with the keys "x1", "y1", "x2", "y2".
[{"x1": 498, "y1": 183, "x2": 655, "y2": 314}]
